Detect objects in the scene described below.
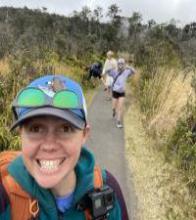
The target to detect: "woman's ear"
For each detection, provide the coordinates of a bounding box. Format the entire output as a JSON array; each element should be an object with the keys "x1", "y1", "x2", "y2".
[
  {"x1": 16, "y1": 126, "x2": 22, "y2": 135},
  {"x1": 82, "y1": 124, "x2": 90, "y2": 142}
]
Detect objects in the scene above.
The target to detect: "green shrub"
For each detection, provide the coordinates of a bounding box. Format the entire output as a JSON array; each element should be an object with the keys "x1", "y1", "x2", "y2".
[{"x1": 165, "y1": 98, "x2": 196, "y2": 192}]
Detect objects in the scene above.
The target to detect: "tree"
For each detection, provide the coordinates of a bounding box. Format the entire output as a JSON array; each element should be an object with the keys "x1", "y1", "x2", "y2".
[
  {"x1": 128, "y1": 12, "x2": 143, "y2": 37},
  {"x1": 93, "y1": 6, "x2": 103, "y2": 22},
  {"x1": 107, "y1": 4, "x2": 121, "y2": 23},
  {"x1": 92, "y1": 6, "x2": 104, "y2": 42},
  {"x1": 148, "y1": 19, "x2": 156, "y2": 29}
]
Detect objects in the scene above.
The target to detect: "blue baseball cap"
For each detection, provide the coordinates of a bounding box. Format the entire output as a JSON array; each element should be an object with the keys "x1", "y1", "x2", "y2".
[{"x1": 11, "y1": 74, "x2": 87, "y2": 130}]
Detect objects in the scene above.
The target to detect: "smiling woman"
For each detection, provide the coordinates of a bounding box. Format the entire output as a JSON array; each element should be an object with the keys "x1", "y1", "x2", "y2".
[{"x1": 0, "y1": 74, "x2": 129, "y2": 220}]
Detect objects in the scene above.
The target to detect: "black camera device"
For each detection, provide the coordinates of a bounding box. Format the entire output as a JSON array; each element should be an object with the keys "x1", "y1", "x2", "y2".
[{"x1": 77, "y1": 186, "x2": 114, "y2": 220}]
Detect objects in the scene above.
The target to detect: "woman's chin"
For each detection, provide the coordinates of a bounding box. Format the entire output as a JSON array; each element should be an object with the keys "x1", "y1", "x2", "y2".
[
  {"x1": 36, "y1": 177, "x2": 59, "y2": 188},
  {"x1": 33, "y1": 171, "x2": 63, "y2": 188}
]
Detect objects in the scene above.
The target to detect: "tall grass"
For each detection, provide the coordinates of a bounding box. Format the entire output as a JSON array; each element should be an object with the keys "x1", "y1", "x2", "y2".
[
  {"x1": 137, "y1": 66, "x2": 196, "y2": 217},
  {"x1": 165, "y1": 94, "x2": 196, "y2": 193},
  {"x1": 140, "y1": 69, "x2": 178, "y2": 122},
  {"x1": 0, "y1": 58, "x2": 10, "y2": 75},
  {"x1": 144, "y1": 69, "x2": 193, "y2": 135}
]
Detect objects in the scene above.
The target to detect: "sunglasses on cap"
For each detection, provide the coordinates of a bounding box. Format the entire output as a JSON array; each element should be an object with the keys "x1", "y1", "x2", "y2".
[{"x1": 12, "y1": 87, "x2": 84, "y2": 117}]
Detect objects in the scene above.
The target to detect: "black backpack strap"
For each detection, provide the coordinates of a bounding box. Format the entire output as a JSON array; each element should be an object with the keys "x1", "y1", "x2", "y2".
[
  {"x1": 112, "y1": 71, "x2": 124, "y2": 88},
  {"x1": 105, "y1": 170, "x2": 129, "y2": 220},
  {"x1": 77, "y1": 166, "x2": 115, "y2": 220}
]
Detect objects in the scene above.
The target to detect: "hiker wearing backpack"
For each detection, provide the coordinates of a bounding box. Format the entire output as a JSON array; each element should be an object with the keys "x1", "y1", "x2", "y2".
[
  {"x1": 101, "y1": 51, "x2": 117, "y2": 100},
  {"x1": 88, "y1": 62, "x2": 102, "y2": 80},
  {"x1": 0, "y1": 74, "x2": 129, "y2": 220},
  {"x1": 87, "y1": 62, "x2": 102, "y2": 87},
  {"x1": 107, "y1": 58, "x2": 136, "y2": 128}
]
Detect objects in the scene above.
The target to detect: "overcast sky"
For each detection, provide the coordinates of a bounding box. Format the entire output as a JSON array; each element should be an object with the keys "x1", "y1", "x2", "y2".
[{"x1": 0, "y1": 0, "x2": 195, "y2": 26}]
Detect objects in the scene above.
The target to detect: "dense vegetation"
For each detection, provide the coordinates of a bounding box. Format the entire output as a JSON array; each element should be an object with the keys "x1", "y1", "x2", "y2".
[
  {"x1": 0, "y1": 5, "x2": 196, "y2": 65},
  {"x1": 0, "y1": 5, "x2": 195, "y2": 217}
]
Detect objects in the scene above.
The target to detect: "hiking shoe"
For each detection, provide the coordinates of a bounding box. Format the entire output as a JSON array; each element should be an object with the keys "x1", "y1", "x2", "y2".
[
  {"x1": 116, "y1": 121, "x2": 123, "y2": 128},
  {"x1": 112, "y1": 109, "x2": 116, "y2": 118}
]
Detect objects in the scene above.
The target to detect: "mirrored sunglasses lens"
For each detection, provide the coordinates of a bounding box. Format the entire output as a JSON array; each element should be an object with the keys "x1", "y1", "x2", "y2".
[
  {"x1": 53, "y1": 91, "x2": 79, "y2": 108},
  {"x1": 17, "y1": 88, "x2": 45, "y2": 106}
]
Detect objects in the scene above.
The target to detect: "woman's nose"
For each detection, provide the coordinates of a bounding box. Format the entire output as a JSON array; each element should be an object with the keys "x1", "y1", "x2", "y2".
[{"x1": 41, "y1": 131, "x2": 58, "y2": 151}]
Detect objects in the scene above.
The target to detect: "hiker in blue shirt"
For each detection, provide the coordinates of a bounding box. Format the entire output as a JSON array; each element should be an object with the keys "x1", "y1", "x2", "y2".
[
  {"x1": 0, "y1": 74, "x2": 129, "y2": 219},
  {"x1": 107, "y1": 58, "x2": 136, "y2": 128}
]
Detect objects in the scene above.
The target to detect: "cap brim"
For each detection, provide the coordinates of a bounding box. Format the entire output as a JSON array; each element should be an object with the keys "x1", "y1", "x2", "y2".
[{"x1": 10, "y1": 107, "x2": 85, "y2": 131}]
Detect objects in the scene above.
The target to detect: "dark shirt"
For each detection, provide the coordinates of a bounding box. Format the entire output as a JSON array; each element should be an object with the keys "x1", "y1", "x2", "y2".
[{"x1": 88, "y1": 62, "x2": 103, "y2": 79}]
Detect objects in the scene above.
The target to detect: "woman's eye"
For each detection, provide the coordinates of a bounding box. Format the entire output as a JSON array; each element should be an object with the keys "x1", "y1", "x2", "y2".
[
  {"x1": 60, "y1": 125, "x2": 76, "y2": 133},
  {"x1": 63, "y1": 125, "x2": 72, "y2": 132},
  {"x1": 29, "y1": 125, "x2": 43, "y2": 133}
]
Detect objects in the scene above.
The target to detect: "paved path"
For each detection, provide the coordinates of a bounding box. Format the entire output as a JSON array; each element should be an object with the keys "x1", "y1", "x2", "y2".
[{"x1": 86, "y1": 86, "x2": 137, "y2": 219}]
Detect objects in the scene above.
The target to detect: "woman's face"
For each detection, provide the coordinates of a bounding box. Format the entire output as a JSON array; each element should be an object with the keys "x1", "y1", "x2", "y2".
[
  {"x1": 20, "y1": 116, "x2": 89, "y2": 192},
  {"x1": 118, "y1": 62, "x2": 125, "y2": 72}
]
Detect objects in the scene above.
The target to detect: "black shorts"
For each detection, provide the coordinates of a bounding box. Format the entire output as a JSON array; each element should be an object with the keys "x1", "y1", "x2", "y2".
[{"x1": 112, "y1": 91, "x2": 125, "y2": 99}]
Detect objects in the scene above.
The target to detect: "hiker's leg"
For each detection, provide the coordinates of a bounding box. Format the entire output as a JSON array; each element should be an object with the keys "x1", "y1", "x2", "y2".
[
  {"x1": 105, "y1": 76, "x2": 112, "y2": 100},
  {"x1": 116, "y1": 97, "x2": 125, "y2": 122},
  {"x1": 102, "y1": 75, "x2": 107, "y2": 91},
  {"x1": 109, "y1": 77, "x2": 113, "y2": 99},
  {"x1": 107, "y1": 86, "x2": 112, "y2": 100},
  {"x1": 98, "y1": 75, "x2": 102, "y2": 85},
  {"x1": 112, "y1": 96, "x2": 118, "y2": 117}
]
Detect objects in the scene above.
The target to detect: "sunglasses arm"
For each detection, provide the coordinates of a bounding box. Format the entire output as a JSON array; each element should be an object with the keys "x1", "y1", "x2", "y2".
[{"x1": 12, "y1": 107, "x2": 19, "y2": 120}]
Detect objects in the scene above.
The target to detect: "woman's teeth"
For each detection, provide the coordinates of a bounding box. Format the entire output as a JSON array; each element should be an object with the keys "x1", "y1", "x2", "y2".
[{"x1": 39, "y1": 159, "x2": 62, "y2": 172}]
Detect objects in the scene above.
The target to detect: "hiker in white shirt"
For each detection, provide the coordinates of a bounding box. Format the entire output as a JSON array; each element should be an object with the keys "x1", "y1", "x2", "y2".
[{"x1": 102, "y1": 50, "x2": 117, "y2": 100}]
